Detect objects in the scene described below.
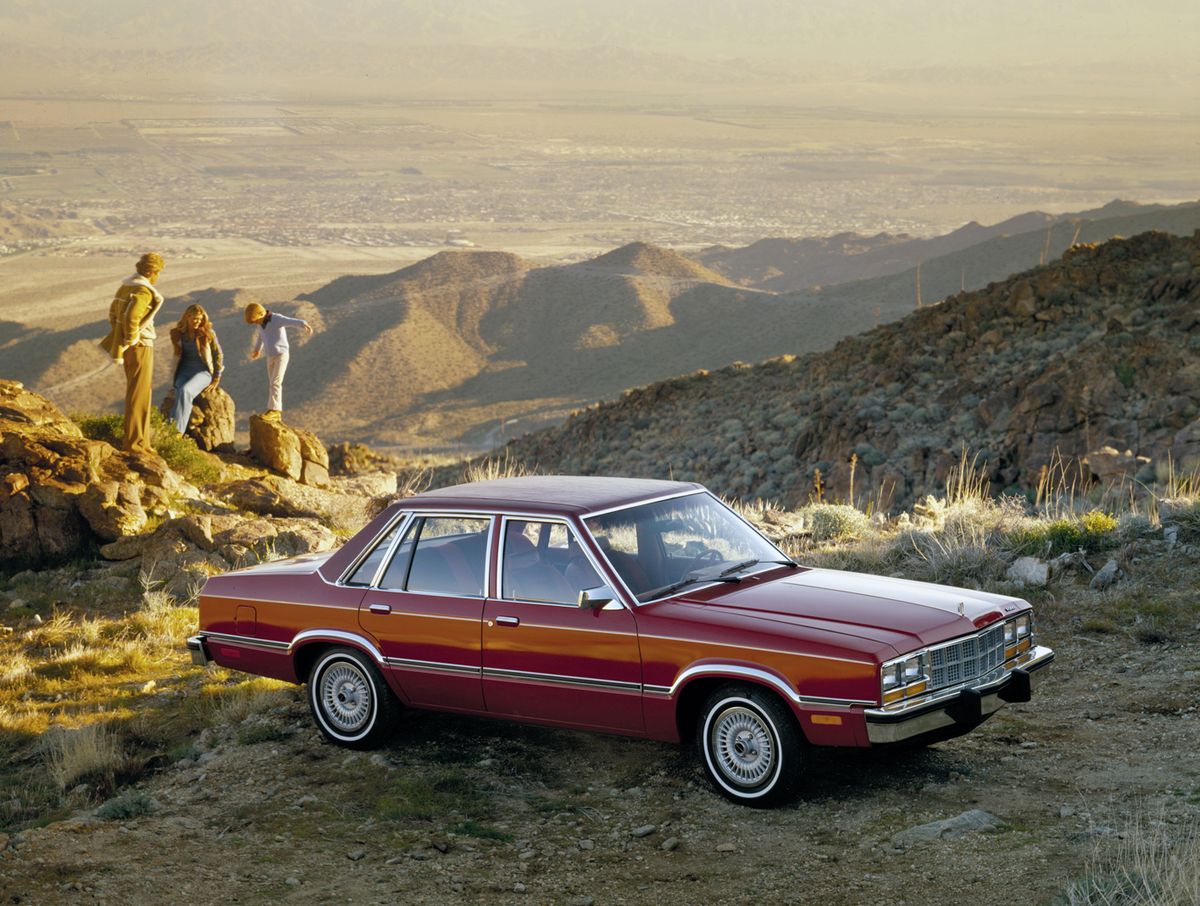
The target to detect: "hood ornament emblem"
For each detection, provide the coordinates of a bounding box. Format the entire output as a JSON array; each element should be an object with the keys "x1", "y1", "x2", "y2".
[{"x1": 958, "y1": 601, "x2": 965, "y2": 616}]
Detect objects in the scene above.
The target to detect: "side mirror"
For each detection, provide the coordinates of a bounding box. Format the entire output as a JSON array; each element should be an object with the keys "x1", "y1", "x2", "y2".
[{"x1": 578, "y1": 584, "x2": 616, "y2": 610}]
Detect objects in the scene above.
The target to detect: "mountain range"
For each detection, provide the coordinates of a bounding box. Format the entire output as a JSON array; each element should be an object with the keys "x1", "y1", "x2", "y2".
[{"x1": 10, "y1": 198, "x2": 1200, "y2": 452}]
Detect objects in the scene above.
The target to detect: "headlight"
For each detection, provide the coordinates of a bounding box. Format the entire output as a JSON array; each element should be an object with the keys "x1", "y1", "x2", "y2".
[
  {"x1": 880, "y1": 653, "x2": 927, "y2": 704},
  {"x1": 1004, "y1": 613, "x2": 1034, "y2": 658},
  {"x1": 1016, "y1": 614, "x2": 1031, "y2": 638}
]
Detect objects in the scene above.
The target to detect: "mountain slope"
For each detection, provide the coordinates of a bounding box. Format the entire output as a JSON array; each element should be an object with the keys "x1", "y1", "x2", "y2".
[
  {"x1": 698, "y1": 199, "x2": 1196, "y2": 294},
  {"x1": 503, "y1": 231, "x2": 1200, "y2": 507}
]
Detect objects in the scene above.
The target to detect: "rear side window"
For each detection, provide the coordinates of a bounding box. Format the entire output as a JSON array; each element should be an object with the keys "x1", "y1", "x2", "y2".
[
  {"x1": 344, "y1": 516, "x2": 406, "y2": 587},
  {"x1": 380, "y1": 516, "x2": 490, "y2": 597}
]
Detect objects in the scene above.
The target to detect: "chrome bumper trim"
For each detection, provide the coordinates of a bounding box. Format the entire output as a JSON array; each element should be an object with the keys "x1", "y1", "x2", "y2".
[
  {"x1": 864, "y1": 646, "x2": 1054, "y2": 744},
  {"x1": 186, "y1": 634, "x2": 210, "y2": 667}
]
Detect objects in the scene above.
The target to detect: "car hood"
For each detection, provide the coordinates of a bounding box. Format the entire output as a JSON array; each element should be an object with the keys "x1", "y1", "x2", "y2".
[{"x1": 675, "y1": 567, "x2": 1027, "y2": 654}]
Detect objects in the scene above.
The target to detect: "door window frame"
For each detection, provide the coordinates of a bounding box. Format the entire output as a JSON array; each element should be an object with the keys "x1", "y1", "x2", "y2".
[{"x1": 497, "y1": 515, "x2": 623, "y2": 610}]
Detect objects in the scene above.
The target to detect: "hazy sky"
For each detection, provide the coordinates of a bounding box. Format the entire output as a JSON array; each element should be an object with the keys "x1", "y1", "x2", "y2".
[{"x1": 4, "y1": 0, "x2": 1198, "y2": 69}]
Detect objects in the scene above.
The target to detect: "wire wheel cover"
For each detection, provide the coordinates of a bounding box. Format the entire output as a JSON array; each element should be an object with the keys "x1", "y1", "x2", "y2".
[
  {"x1": 320, "y1": 662, "x2": 373, "y2": 732},
  {"x1": 710, "y1": 705, "x2": 776, "y2": 787}
]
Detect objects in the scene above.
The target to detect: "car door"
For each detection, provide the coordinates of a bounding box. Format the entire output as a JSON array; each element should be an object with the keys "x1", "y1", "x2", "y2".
[
  {"x1": 357, "y1": 513, "x2": 490, "y2": 712},
  {"x1": 481, "y1": 517, "x2": 643, "y2": 733}
]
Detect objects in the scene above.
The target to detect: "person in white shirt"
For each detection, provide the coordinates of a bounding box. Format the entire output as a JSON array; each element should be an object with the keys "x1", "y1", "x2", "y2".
[{"x1": 244, "y1": 302, "x2": 313, "y2": 419}]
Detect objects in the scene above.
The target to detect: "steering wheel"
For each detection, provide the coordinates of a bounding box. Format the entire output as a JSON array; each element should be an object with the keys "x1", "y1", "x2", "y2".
[{"x1": 693, "y1": 549, "x2": 722, "y2": 564}]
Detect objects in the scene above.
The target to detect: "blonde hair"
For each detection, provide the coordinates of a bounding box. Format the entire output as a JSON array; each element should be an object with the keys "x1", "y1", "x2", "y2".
[
  {"x1": 244, "y1": 302, "x2": 266, "y2": 324},
  {"x1": 136, "y1": 252, "x2": 164, "y2": 277},
  {"x1": 177, "y1": 303, "x2": 214, "y2": 345}
]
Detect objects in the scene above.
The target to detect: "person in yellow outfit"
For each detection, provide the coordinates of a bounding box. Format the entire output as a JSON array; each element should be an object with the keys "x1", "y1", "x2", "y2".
[{"x1": 100, "y1": 252, "x2": 165, "y2": 454}]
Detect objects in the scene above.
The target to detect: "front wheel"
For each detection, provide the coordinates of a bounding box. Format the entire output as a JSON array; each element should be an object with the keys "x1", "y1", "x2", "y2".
[
  {"x1": 696, "y1": 684, "x2": 802, "y2": 806},
  {"x1": 307, "y1": 646, "x2": 399, "y2": 749}
]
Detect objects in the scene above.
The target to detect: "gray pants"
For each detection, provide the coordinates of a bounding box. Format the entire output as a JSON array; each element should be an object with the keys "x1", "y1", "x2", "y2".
[{"x1": 267, "y1": 350, "x2": 289, "y2": 411}]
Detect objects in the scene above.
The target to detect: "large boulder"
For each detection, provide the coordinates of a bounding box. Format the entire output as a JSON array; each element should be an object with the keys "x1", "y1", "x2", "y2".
[
  {"x1": 159, "y1": 385, "x2": 236, "y2": 452},
  {"x1": 221, "y1": 474, "x2": 380, "y2": 533},
  {"x1": 0, "y1": 380, "x2": 199, "y2": 567},
  {"x1": 249, "y1": 415, "x2": 330, "y2": 487}
]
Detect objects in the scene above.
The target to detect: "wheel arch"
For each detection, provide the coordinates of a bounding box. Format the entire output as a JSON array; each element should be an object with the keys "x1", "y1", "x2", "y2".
[
  {"x1": 291, "y1": 630, "x2": 385, "y2": 687},
  {"x1": 673, "y1": 665, "x2": 809, "y2": 744}
]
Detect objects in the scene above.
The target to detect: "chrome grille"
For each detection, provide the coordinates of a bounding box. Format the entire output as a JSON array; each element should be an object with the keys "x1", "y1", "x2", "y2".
[{"x1": 928, "y1": 624, "x2": 1006, "y2": 691}]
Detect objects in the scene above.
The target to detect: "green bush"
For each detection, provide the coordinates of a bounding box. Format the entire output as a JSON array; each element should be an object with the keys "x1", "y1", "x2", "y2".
[
  {"x1": 73, "y1": 409, "x2": 220, "y2": 485},
  {"x1": 1005, "y1": 510, "x2": 1119, "y2": 557},
  {"x1": 802, "y1": 503, "x2": 871, "y2": 542},
  {"x1": 96, "y1": 790, "x2": 157, "y2": 821}
]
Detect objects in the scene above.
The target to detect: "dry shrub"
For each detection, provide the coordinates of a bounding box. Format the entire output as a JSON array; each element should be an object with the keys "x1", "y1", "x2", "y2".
[
  {"x1": 798, "y1": 503, "x2": 872, "y2": 542},
  {"x1": 130, "y1": 572, "x2": 198, "y2": 649},
  {"x1": 1062, "y1": 818, "x2": 1200, "y2": 905},
  {"x1": 43, "y1": 723, "x2": 124, "y2": 790},
  {"x1": 902, "y1": 521, "x2": 1006, "y2": 587},
  {"x1": 462, "y1": 452, "x2": 535, "y2": 484},
  {"x1": 805, "y1": 534, "x2": 901, "y2": 575}
]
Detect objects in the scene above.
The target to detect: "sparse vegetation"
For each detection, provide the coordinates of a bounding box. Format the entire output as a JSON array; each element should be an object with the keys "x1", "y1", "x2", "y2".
[
  {"x1": 1059, "y1": 818, "x2": 1200, "y2": 905},
  {"x1": 95, "y1": 790, "x2": 157, "y2": 821},
  {"x1": 72, "y1": 408, "x2": 222, "y2": 485}
]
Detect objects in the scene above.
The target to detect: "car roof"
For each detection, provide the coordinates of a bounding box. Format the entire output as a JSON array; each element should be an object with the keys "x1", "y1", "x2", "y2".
[{"x1": 399, "y1": 475, "x2": 706, "y2": 516}]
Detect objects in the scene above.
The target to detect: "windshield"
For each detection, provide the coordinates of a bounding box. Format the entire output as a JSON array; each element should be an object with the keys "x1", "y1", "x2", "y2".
[{"x1": 585, "y1": 492, "x2": 787, "y2": 603}]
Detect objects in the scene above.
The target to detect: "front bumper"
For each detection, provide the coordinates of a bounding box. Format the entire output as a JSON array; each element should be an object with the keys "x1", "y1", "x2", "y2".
[
  {"x1": 864, "y1": 645, "x2": 1054, "y2": 744},
  {"x1": 186, "y1": 634, "x2": 211, "y2": 667}
]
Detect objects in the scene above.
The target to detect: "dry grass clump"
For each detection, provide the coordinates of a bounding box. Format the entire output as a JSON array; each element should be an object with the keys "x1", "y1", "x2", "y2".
[
  {"x1": 42, "y1": 723, "x2": 124, "y2": 790},
  {"x1": 199, "y1": 678, "x2": 296, "y2": 726},
  {"x1": 1060, "y1": 818, "x2": 1200, "y2": 905},
  {"x1": 462, "y1": 451, "x2": 536, "y2": 484}
]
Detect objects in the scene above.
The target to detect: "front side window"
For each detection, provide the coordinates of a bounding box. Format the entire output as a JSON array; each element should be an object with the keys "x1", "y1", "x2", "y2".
[
  {"x1": 379, "y1": 515, "x2": 489, "y2": 597},
  {"x1": 501, "y1": 519, "x2": 602, "y2": 606},
  {"x1": 586, "y1": 493, "x2": 784, "y2": 602}
]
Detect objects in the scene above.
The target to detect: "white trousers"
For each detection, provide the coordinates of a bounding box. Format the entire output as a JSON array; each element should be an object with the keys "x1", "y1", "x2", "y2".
[{"x1": 266, "y1": 350, "x2": 289, "y2": 412}]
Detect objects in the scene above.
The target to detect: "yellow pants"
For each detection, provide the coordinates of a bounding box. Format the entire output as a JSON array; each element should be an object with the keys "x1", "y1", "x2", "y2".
[{"x1": 122, "y1": 345, "x2": 154, "y2": 454}]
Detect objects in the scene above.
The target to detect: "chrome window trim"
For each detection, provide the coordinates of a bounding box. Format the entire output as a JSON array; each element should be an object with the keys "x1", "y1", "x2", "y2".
[
  {"x1": 370, "y1": 511, "x2": 493, "y2": 598},
  {"x1": 580, "y1": 491, "x2": 796, "y2": 608},
  {"x1": 581, "y1": 488, "x2": 707, "y2": 520},
  {"x1": 337, "y1": 510, "x2": 413, "y2": 587},
  {"x1": 496, "y1": 515, "x2": 627, "y2": 611}
]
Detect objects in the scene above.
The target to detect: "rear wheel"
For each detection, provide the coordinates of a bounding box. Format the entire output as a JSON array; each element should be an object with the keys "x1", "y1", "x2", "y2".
[
  {"x1": 307, "y1": 646, "x2": 399, "y2": 749},
  {"x1": 696, "y1": 684, "x2": 802, "y2": 806}
]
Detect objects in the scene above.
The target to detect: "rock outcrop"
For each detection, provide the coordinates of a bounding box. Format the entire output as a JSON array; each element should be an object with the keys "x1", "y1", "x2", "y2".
[
  {"x1": 99, "y1": 511, "x2": 338, "y2": 594},
  {"x1": 249, "y1": 415, "x2": 330, "y2": 487},
  {"x1": 1, "y1": 381, "x2": 198, "y2": 567},
  {"x1": 159, "y1": 385, "x2": 236, "y2": 452},
  {"x1": 220, "y1": 472, "x2": 394, "y2": 533}
]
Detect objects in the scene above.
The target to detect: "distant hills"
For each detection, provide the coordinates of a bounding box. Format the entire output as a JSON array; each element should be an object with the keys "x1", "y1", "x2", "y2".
[
  {"x1": 13, "y1": 199, "x2": 1200, "y2": 452},
  {"x1": 503, "y1": 230, "x2": 1200, "y2": 508}
]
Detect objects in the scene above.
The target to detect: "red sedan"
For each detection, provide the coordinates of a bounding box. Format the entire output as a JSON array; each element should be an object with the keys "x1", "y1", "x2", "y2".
[{"x1": 189, "y1": 476, "x2": 1053, "y2": 805}]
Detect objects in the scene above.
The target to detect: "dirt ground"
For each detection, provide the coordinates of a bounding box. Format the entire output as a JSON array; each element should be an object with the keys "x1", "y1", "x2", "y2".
[{"x1": 2, "y1": 558, "x2": 1198, "y2": 906}]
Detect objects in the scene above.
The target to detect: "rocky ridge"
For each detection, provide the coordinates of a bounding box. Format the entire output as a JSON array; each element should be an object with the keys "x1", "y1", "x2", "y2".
[
  {"x1": 0, "y1": 380, "x2": 395, "y2": 588},
  {"x1": 503, "y1": 231, "x2": 1200, "y2": 508}
]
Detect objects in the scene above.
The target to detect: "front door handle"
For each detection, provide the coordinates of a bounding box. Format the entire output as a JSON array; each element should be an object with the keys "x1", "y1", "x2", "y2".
[
  {"x1": 368, "y1": 603, "x2": 392, "y2": 615},
  {"x1": 495, "y1": 615, "x2": 520, "y2": 627}
]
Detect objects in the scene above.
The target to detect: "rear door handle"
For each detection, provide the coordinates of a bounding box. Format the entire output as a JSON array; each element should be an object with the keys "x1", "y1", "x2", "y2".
[
  {"x1": 368, "y1": 603, "x2": 392, "y2": 615},
  {"x1": 495, "y1": 615, "x2": 520, "y2": 627}
]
